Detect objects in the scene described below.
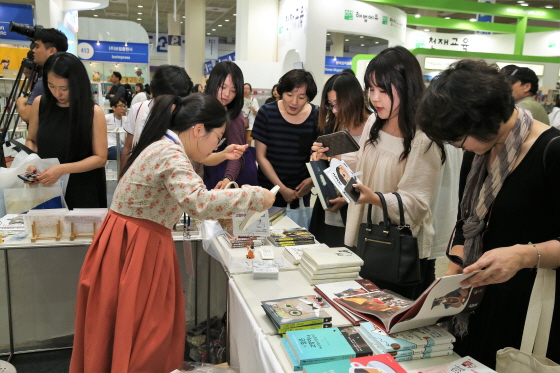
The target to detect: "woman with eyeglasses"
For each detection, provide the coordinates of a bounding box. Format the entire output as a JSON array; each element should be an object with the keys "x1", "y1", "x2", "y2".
[
  {"x1": 70, "y1": 94, "x2": 275, "y2": 373},
  {"x1": 203, "y1": 61, "x2": 258, "y2": 189},
  {"x1": 25, "y1": 52, "x2": 107, "y2": 208},
  {"x1": 416, "y1": 59, "x2": 560, "y2": 369},
  {"x1": 338, "y1": 47, "x2": 444, "y2": 300},
  {"x1": 308, "y1": 72, "x2": 369, "y2": 247}
]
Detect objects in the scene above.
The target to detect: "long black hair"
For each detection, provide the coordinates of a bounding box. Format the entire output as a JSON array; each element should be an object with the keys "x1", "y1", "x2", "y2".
[
  {"x1": 120, "y1": 94, "x2": 228, "y2": 178},
  {"x1": 42, "y1": 52, "x2": 95, "y2": 162},
  {"x1": 204, "y1": 61, "x2": 244, "y2": 118},
  {"x1": 364, "y1": 46, "x2": 426, "y2": 162},
  {"x1": 151, "y1": 64, "x2": 193, "y2": 97}
]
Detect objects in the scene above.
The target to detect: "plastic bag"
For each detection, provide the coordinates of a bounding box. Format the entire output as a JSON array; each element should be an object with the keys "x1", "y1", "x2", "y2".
[
  {"x1": 4, "y1": 183, "x2": 66, "y2": 214},
  {"x1": 0, "y1": 153, "x2": 69, "y2": 216},
  {"x1": 286, "y1": 198, "x2": 312, "y2": 229}
]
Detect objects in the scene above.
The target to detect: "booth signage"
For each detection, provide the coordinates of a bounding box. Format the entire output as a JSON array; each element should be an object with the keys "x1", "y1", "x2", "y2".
[
  {"x1": 324, "y1": 56, "x2": 352, "y2": 74},
  {"x1": 424, "y1": 57, "x2": 460, "y2": 71},
  {"x1": 217, "y1": 52, "x2": 235, "y2": 63},
  {"x1": 77, "y1": 40, "x2": 149, "y2": 63},
  {"x1": 0, "y1": 3, "x2": 33, "y2": 41}
]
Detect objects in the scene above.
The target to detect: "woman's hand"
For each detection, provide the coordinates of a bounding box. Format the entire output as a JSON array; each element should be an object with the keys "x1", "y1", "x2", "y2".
[
  {"x1": 310, "y1": 142, "x2": 329, "y2": 161},
  {"x1": 353, "y1": 183, "x2": 377, "y2": 205},
  {"x1": 24, "y1": 165, "x2": 40, "y2": 185},
  {"x1": 214, "y1": 177, "x2": 232, "y2": 190},
  {"x1": 325, "y1": 197, "x2": 347, "y2": 212},
  {"x1": 222, "y1": 144, "x2": 248, "y2": 160},
  {"x1": 295, "y1": 178, "x2": 313, "y2": 198},
  {"x1": 460, "y1": 244, "x2": 528, "y2": 288},
  {"x1": 36, "y1": 164, "x2": 65, "y2": 186},
  {"x1": 262, "y1": 189, "x2": 275, "y2": 210},
  {"x1": 280, "y1": 186, "x2": 297, "y2": 204}
]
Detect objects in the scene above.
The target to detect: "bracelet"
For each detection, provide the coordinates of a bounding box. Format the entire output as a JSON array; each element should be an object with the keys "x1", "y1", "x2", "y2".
[{"x1": 530, "y1": 242, "x2": 541, "y2": 269}]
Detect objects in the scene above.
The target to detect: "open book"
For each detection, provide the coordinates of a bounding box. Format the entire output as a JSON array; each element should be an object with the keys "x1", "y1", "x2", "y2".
[
  {"x1": 335, "y1": 272, "x2": 486, "y2": 333},
  {"x1": 238, "y1": 185, "x2": 280, "y2": 231}
]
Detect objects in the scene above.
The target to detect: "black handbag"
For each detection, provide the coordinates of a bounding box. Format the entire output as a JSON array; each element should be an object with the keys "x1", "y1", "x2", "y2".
[{"x1": 356, "y1": 192, "x2": 422, "y2": 286}]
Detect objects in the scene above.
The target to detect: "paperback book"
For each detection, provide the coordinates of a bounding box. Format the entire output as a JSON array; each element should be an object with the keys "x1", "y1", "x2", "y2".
[
  {"x1": 322, "y1": 158, "x2": 362, "y2": 203},
  {"x1": 314, "y1": 280, "x2": 380, "y2": 326},
  {"x1": 301, "y1": 247, "x2": 363, "y2": 269},
  {"x1": 306, "y1": 160, "x2": 339, "y2": 210},
  {"x1": 335, "y1": 272, "x2": 486, "y2": 333},
  {"x1": 302, "y1": 257, "x2": 361, "y2": 274},
  {"x1": 270, "y1": 228, "x2": 315, "y2": 241},
  {"x1": 392, "y1": 349, "x2": 454, "y2": 362},
  {"x1": 302, "y1": 353, "x2": 406, "y2": 373},
  {"x1": 268, "y1": 206, "x2": 286, "y2": 225},
  {"x1": 283, "y1": 244, "x2": 329, "y2": 265},
  {"x1": 281, "y1": 338, "x2": 303, "y2": 371},
  {"x1": 261, "y1": 295, "x2": 332, "y2": 331},
  {"x1": 300, "y1": 270, "x2": 361, "y2": 286},
  {"x1": 406, "y1": 355, "x2": 497, "y2": 373},
  {"x1": 300, "y1": 261, "x2": 360, "y2": 280}
]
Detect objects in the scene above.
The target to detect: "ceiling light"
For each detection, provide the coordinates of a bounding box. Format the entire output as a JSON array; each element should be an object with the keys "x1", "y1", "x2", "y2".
[
  {"x1": 545, "y1": 5, "x2": 553, "y2": 8},
  {"x1": 181, "y1": 22, "x2": 183, "y2": 24},
  {"x1": 207, "y1": 32, "x2": 210, "y2": 35},
  {"x1": 415, "y1": 14, "x2": 420, "y2": 18},
  {"x1": 521, "y1": 3, "x2": 529, "y2": 6},
  {"x1": 96, "y1": 41, "x2": 100, "y2": 45},
  {"x1": 182, "y1": 16, "x2": 185, "y2": 18},
  {"x1": 93, "y1": 14, "x2": 98, "y2": 17},
  {"x1": 218, "y1": 24, "x2": 222, "y2": 27},
  {"x1": 470, "y1": 18, "x2": 476, "y2": 21},
  {"x1": 225, "y1": 19, "x2": 229, "y2": 22},
  {"x1": 137, "y1": 18, "x2": 142, "y2": 20},
  {"x1": 212, "y1": 29, "x2": 216, "y2": 31},
  {"x1": 138, "y1": 12, "x2": 142, "y2": 14},
  {"x1": 445, "y1": 17, "x2": 450, "y2": 19},
  {"x1": 424, "y1": 29, "x2": 429, "y2": 31},
  {"x1": 375, "y1": 41, "x2": 379, "y2": 44},
  {"x1": 138, "y1": 5, "x2": 143, "y2": 7},
  {"x1": 361, "y1": 44, "x2": 364, "y2": 46},
  {"x1": 327, "y1": 33, "x2": 331, "y2": 35},
  {"x1": 517, "y1": 0, "x2": 524, "y2": 2},
  {"x1": 233, "y1": 13, "x2": 236, "y2": 16},
  {"x1": 359, "y1": 35, "x2": 364, "y2": 38},
  {"x1": 345, "y1": 39, "x2": 349, "y2": 41}
]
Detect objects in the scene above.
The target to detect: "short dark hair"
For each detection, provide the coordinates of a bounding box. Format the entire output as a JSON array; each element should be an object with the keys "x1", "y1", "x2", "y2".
[
  {"x1": 416, "y1": 59, "x2": 515, "y2": 144},
  {"x1": 34, "y1": 28, "x2": 68, "y2": 52},
  {"x1": 244, "y1": 83, "x2": 252, "y2": 91},
  {"x1": 151, "y1": 65, "x2": 193, "y2": 98},
  {"x1": 135, "y1": 82, "x2": 145, "y2": 92},
  {"x1": 503, "y1": 66, "x2": 539, "y2": 95},
  {"x1": 277, "y1": 69, "x2": 317, "y2": 101},
  {"x1": 341, "y1": 69, "x2": 355, "y2": 76},
  {"x1": 204, "y1": 61, "x2": 244, "y2": 118},
  {"x1": 110, "y1": 96, "x2": 126, "y2": 107},
  {"x1": 112, "y1": 71, "x2": 122, "y2": 81}
]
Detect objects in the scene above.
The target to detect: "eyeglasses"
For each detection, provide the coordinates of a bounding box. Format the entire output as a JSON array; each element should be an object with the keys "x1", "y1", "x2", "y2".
[
  {"x1": 213, "y1": 131, "x2": 226, "y2": 147},
  {"x1": 446, "y1": 135, "x2": 468, "y2": 150},
  {"x1": 325, "y1": 102, "x2": 338, "y2": 111},
  {"x1": 115, "y1": 104, "x2": 127, "y2": 108}
]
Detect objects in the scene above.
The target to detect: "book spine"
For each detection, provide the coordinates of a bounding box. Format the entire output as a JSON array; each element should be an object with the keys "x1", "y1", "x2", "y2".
[
  {"x1": 277, "y1": 318, "x2": 333, "y2": 331},
  {"x1": 388, "y1": 343, "x2": 454, "y2": 358},
  {"x1": 393, "y1": 349, "x2": 454, "y2": 362},
  {"x1": 299, "y1": 353, "x2": 355, "y2": 365},
  {"x1": 273, "y1": 241, "x2": 315, "y2": 247},
  {"x1": 279, "y1": 323, "x2": 332, "y2": 336}
]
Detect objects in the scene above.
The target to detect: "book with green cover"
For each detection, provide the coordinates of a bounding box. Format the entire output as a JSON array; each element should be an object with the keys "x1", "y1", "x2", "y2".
[
  {"x1": 278, "y1": 322, "x2": 333, "y2": 338},
  {"x1": 286, "y1": 328, "x2": 356, "y2": 365},
  {"x1": 261, "y1": 295, "x2": 332, "y2": 330},
  {"x1": 302, "y1": 353, "x2": 406, "y2": 373}
]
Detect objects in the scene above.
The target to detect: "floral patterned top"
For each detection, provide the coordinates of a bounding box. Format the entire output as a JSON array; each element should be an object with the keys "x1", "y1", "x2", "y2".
[{"x1": 111, "y1": 136, "x2": 267, "y2": 229}]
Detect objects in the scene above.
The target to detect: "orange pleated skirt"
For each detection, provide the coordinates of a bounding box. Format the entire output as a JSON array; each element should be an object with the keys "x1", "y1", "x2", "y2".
[{"x1": 70, "y1": 210, "x2": 185, "y2": 373}]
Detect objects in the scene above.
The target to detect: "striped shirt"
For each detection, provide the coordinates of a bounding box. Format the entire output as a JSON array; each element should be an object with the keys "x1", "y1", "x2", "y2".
[{"x1": 251, "y1": 101, "x2": 319, "y2": 190}]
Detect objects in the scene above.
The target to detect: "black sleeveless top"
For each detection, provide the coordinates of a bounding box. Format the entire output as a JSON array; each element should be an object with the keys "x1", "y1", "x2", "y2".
[{"x1": 37, "y1": 99, "x2": 107, "y2": 209}]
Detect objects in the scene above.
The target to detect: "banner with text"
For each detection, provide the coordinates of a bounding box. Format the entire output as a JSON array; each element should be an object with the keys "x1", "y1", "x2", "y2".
[
  {"x1": 325, "y1": 56, "x2": 353, "y2": 74},
  {"x1": 0, "y1": 3, "x2": 34, "y2": 41},
  {"x1": 77, "y1": 40, "x2": 149, "y2": 63}
]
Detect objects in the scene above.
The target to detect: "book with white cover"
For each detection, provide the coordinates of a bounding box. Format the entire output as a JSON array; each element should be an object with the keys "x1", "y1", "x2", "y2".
[
  {"x1": 300, "y1": 257, "x2": 361, "y2": 274},
  {"x1": 322, "y1": 158, "x2": 362, "y2": 203},
  {"x1": 406, "y1": 356, "x2": 496, "y2": 373},
  {"x1": 302, "y1": 247, "x2": 363, "y2": 269},
  {"x1": 300, "y1": 269, "x2": 360, "y2": 286},
  {"x1": 282, "y1": 243, "x2": 329, "y2": 265},
  {"x1": 300, "y1": 260, "x2": 359, "y2": 280}
]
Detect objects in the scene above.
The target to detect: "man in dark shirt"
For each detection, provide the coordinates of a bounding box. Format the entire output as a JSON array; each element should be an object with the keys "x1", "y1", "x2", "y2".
[
  {"x1": 105, "y1": 71, "x2": 126, "y2": 99},
  {"x1": 16, "y1": 28, "x2": 68, "y2": 123}
]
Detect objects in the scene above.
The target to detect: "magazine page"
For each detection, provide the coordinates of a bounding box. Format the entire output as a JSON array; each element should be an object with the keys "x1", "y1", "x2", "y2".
[
  {"x1": 335, "y1": 289, "x2": 414, "y2": 330},
  {"x1": 323, "y1": 158, "x2": 362, "y2": 203}
]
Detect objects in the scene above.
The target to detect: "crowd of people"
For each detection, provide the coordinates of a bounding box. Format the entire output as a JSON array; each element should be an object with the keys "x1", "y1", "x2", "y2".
[{"x1": 16, "y1": 27, "x2": 560, "y2": 372}]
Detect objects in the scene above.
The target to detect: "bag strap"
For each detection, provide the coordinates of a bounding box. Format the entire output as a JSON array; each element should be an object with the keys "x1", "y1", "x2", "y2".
[
  {"x1": 519, "y1": 268, "x2": 556, "y2": 356},
  {"x1": 223, "y1": 181, "x2": 239, "y2": 189},
  {"x1": 392, "y1": 192, "x2": 407, "y2": 227},
  {"x1": 543, "y1": 136, "x2": 560, "y2": 171},
  {"x1": 368, "y1": 192, "x2": 390, "y2": 232}
]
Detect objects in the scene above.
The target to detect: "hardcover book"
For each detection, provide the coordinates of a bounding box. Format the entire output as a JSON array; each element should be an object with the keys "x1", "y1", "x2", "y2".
[
  {"x1": 281, "y1": 338, "x2": 303, "y2": 371},
  {"x1": 301, "y1": 257, "x2": 361, "y2": 274},
  {"x1": 285, "y1": 328, "x2": 360, "y2": 365},
  {"x1": 261, "y1": 295, "x2": 332, "y2": 330},
  {"x1": 300, "y1": 269, "x2": 360, "y2": 286},
  {"x1": 302, "y1": 353, "x2": 406, "y2": 373},
  {"x1": 306, "y1": 160, "x2": 339, "y2": 210},
  {"x1": 359, "y1": 322, "x2": 456, "y2": 352},
  {"x1": 314, "y1": 279, "x2": 380, "y2": 326},
  {"x1": 335, "y1": 272, "x2": 486, "y2": 333},
  {"x1": 301, "y1": 247, "x2": 363, "y2": 269},
  {"x1": 300, "y1": 261, "x2": 359, "y2": 280},
  {"x1": 406, "y1": 356, "x2": 497, "y2": 373},
  {"x1": 283, "y1": 244, "x2": 329, "y2": 265}
]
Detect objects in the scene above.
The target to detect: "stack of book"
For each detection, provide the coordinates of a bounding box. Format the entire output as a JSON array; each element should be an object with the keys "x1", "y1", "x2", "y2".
[
  {"x1": 282, "y1": 243, "x2": 328, "y2": 265},
  {"x1": 261, "y1": 295, "x2": 333, "y2": 337},
  {"x1": 268, "y1": 228, "x2": 315, "y2": 247},
  {"x1": 358, "y1": 322, "x2": 455, "y2": 362},
  {"x1": 223, "y1": 231, "x2": 266, "y2": 248},
  {"x1": 299, "y1": 247, "x2": 364, "y2": 285},
  {"x1": 268, "y1": 206, "x2": 286, "y2": 225}
]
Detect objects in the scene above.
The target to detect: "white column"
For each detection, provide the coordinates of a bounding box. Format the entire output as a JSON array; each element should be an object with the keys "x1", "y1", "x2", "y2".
[
  {"x1": 167, "y1": 13, "x2": 181, "y2": 66},
  {"x1": 327, "y1": 32, "x2": 344, "y2": 57},
  {"x1": 35, "y1": 0, "x2": 63, "y2": 28},
  {"x1": 184, "y1": 0, "x2": 205, "y2": 86},
  {"x1": 235, "y1": 0, "x2": 278, "y2": 62}
]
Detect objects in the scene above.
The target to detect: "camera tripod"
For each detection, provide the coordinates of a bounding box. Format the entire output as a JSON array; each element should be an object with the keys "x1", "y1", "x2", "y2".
[{"x1": 0, "y1": 57, "x2": 38, "y2": 168}]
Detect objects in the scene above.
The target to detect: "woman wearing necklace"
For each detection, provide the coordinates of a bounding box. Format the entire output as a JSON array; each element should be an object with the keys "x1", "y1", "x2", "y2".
[
  {"x1": 340, "y1": 47, "x2": 444, "y2": 300},
  {"x1": 416, "y1": 59, "x2": 560, "y2": 369},
  {"x1": 105, "y1": 96, "x2": 128, "y2": 160}
]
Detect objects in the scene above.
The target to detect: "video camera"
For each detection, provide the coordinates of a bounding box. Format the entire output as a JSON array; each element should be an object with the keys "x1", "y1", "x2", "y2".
[{"x1": 9, "y1": 21, "x2": 44, "y2": 68}]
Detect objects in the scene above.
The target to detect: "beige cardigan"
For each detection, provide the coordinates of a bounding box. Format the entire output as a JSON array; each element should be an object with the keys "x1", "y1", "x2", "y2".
[{"x1": 344, "y1": 115, "x2": 442, "y2": 259}]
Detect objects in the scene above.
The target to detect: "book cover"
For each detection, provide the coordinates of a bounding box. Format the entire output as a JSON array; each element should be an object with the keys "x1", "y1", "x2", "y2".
[
  {"x1": 281, "y1": 337, "x2": 303, "y2": 371},
  {"x1": 335, "y1": 273, "x2": 486, "y2": 333},
  {"x1": 270, "y1": 228, "x2": 315, "y2": 241},
  {"x1": 0, "y1": 214, "x2": 25, "y2": 231},
  {"x1": 302, "y1": 353, "x2": 406, "y2": 373},
  {"x1": 286, "y1": 328, "x2": 356, "y2": 365},
  {"x1": 300, "y1": 269, "x2": 360, "y2": 286},
  {"x1": 314, "y1": 279, "x2": 380, "y2": 326},
  {"x1": 268, "y1": 206, "x2": 286, "y2": 225},
  {"x1": 306, "y1": 160, "x2": 339, "y2": 210},
  {"x1": 393, "y1": 349, "x2": 454, "y2": 362},
  {"x1": 338, "y1": 326, "x2": 374, "y2": 357},
  {"x1": 322, "y1": 158, "x2": 362, "y2": 203},
  {"x1": 271, "y1": 239, "x2": 316, "y2": 247},
  {"x1": 387, "y1": 343, "x2": 453, "y2": 358},
  {"x1": 359, "y1": 322, "x2": 456, "y2": 352},
  {"x1": 299, "y1": 262, "x2": 359, "y2": 280},
  {"x1": 301, "y1": 257, "x2": 361, "y2": 274},
  {"x1": 406, "y1": 355, "x2": 497, "y2": 373},
  {"x1": 302, "y1": 247, "x2": 363, "y2": 269},
  {"x1": 283, "y1": 244, "x2": 328, "y2": 265},
  {"x1": 262, "y1": 295, "x2": 332, "y2": 328}
]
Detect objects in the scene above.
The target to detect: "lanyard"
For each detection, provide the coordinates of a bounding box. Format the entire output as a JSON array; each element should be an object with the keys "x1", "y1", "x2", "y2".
[
  {"x1": 113, "y1": 114, "x2": 122, "y2": 128},
  {"x1": 165, "y1": 134, "x2": 179, "y2": 144}
]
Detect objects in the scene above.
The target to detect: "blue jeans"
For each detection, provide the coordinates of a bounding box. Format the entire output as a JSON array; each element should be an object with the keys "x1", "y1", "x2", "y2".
[{"x1": 107, "y1": 146, "x2": 123, "y2": 160}]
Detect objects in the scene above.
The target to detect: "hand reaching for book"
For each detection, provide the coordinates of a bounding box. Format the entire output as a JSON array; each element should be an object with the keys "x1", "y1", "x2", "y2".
[{"x1": 325, "y1": 197, "x2": 347, "y2": 212}]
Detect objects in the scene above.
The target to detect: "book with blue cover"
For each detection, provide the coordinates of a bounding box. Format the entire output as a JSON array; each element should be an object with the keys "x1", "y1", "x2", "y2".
[
  {"x1": 302, "y1": 353, "x2": 406, "y2": 373},
  {"x1": 281, "y1": 337, "x2": 303, "y2": 371},
  {"x1": 286, "y1": 328, "x2": 357, "y2": 365}
]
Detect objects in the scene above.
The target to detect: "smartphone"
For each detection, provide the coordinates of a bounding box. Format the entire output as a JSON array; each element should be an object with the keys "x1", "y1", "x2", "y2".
[
  {"x1": 344, "y1": 177, "x2": 361, "y2": 203},
  {"x1": 18, "y1": 172, "x2": 37, "y2": 183}
]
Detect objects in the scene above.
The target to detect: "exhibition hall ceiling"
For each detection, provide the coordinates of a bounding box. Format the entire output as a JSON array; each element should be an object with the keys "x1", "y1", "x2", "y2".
[{"x1": 2, "y1": 0, "x2": 559, "y2": 49}]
